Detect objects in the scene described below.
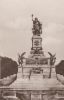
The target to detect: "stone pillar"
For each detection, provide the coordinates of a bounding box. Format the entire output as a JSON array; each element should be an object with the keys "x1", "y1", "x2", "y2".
[
  {"x1": 41, "y1": 94, "x2": 44, "y2": 100},
  {"x1": 0, "y1": 90, "x2": 4, "y2": 100},
  {"x1": 51, "y1": 65, "x2": 56, "y2": 78}
]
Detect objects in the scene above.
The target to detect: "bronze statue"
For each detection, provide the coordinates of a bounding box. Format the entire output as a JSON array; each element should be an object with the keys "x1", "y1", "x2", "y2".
[
  {"x1": 48, "y1": 52, "x2": 56, "y2": 65},
  {"x1": 48, "y1": 52, "x2": 56, "y2": 78},
  {"x1": 32, "y1": 14, "x2": 42, "y2": 36},
  {"x1": 18, "y1": 52, "x2": 26, "y2": 66}
]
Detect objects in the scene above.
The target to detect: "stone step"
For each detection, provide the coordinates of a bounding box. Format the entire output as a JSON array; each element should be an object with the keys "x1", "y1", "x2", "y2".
[{"x1": 31, "y1": 74, "x2": 43, "y2": 79}]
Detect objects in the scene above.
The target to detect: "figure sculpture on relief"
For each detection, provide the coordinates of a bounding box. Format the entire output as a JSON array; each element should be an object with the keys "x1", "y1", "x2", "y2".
[{"x1": 32, "y1": 14, "x2": 42, "y2": 36}]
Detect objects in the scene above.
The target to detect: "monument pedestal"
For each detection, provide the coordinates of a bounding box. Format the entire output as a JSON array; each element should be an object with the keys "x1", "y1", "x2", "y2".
[{"x1": 20, "y1": 15, "x2": 56, "y2": 79}]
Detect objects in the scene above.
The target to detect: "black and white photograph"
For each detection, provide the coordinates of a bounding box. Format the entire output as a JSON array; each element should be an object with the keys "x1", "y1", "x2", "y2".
[{"x1": 0, "y1": 0, "x2": 64, "y2": 100}]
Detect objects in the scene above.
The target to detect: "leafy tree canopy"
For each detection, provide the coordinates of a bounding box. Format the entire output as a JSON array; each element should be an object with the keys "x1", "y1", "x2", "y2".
[
  {"x1": 0, "y1": 56, "x2": 18, "y2": 79},
  {"x1": 55, "y1": 60, "x2": 64, "y2": 76}
]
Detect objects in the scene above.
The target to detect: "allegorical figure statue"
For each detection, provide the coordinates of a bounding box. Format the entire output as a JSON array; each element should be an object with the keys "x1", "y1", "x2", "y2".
[
  {"x1": 18, "y1": 52, "x2": 26, "y2": 66},
  {"x1": 32, "y1": 14, "x2": 42, "y2": 36}
]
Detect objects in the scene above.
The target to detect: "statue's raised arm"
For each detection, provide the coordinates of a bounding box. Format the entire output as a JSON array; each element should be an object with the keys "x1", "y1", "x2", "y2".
[{"x1": 32, "y1": 14, "x2": 42, "y2": 36}]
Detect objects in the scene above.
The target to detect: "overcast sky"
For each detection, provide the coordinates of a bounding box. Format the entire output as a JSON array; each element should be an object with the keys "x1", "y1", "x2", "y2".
[{"x1": 0, "y1": 0, "x2": 64, "y2": 63}]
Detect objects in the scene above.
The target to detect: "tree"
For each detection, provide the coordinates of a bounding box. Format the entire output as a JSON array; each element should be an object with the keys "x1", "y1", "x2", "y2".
[
  {"x1": 56, "y1": 60, "x2": 64, "y2": 84},
  {"x1": 0, "y1": 56, "x2": 18, "y2": 79},
  {"x1": 56, "y1": 60, "x2": 64, "y2": 75}
]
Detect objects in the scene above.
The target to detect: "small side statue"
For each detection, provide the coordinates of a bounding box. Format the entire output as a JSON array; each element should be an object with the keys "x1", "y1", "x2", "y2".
[
  {"x1": 18, "y1": 52, "x2": 26, "y2": 66},
  {"x1": 48, "y1": 52, "x2": 56, "y2": 65},
  {"x1": 32, "y1": 14, "x2": 42, "y2": 36},
  {"x1": 48, "y1": 52, "x2": 56, "y2": 78}
]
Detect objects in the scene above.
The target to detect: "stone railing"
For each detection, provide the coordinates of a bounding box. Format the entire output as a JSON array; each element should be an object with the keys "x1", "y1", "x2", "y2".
[{"x1": 0, "y1": 87, "x2": 64, "y2": 100}]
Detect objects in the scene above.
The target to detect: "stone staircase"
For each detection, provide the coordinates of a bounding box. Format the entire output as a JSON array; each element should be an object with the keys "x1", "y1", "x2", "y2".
[{"x1": 31, "y1": 73, "x2": 43, "y2": 80}]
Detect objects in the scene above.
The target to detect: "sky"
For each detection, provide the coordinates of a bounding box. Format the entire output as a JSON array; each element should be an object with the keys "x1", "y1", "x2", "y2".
[{"x1": 0, "y1": 0, "x2": 64, "y2": 64}]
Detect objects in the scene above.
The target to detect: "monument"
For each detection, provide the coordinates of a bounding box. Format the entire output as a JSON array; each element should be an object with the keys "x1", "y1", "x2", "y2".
[
  {"x1": 20, "y1": 15, "x2": 56, "y2": 79},
  {"x1": 1, "y1": 15, "x2": 64, "y2": 100}
]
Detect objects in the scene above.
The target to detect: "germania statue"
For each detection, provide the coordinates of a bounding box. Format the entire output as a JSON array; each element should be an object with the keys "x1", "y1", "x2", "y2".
[{"x1": 32, "y1": 14, "x2": 42, "y2": 36}]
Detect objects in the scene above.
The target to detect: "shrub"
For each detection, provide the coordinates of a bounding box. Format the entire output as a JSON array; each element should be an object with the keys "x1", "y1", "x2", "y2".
[
  {"x1": 55, "y1": 60, "x2": 64, "y2": 76},
  {"x1": 0, "y1": 56, "x2": 18, "y2": 79}
]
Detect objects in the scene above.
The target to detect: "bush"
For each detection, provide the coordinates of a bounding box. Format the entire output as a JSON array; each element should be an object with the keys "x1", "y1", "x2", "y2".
[
  {"x1": 55, "y1": 60, "x2": 64, "y2": 76},
  {"x1": 0, "y1": 56, "x2": 18, "y2": 79}
]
